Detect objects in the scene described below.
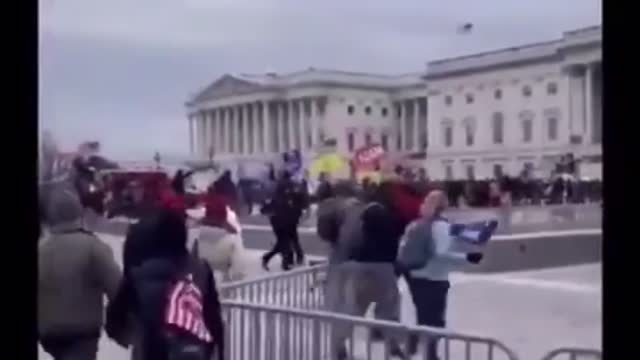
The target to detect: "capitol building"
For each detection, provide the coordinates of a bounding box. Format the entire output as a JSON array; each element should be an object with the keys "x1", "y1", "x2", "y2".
[{"x1": 186, "y1": 25, "x2": 601, "y2": 180}]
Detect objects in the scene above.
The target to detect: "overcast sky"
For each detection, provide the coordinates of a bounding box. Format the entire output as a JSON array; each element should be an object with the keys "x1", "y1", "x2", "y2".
[{"x1": 39, "y1": 0, "x2": 601, "y2": 161}]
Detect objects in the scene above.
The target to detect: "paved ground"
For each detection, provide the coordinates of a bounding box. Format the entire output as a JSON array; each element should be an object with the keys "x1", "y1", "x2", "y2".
[{"x1": 38, "y1": 233, "x2": 601, "y2": 360}]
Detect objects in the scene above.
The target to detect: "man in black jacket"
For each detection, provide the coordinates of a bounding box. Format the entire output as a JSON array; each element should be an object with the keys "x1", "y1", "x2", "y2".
[
  {"x1": 261, "y1": 172, "x2": 304, "y2": 270},
  {"x1": 330, "y1": 190, "x2": 407, "y2": 359}
]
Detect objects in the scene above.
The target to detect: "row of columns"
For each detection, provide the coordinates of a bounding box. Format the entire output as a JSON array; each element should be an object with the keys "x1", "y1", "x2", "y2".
[
  {"x1": 394, "y1": 97, "x2": 428, "y2": 152},
  {"x1": 566, "y1": 62, "x2": 601, "y2": 145},
  {"x1": 189, "y1": 98, "x2": 326, "y2": 158}
]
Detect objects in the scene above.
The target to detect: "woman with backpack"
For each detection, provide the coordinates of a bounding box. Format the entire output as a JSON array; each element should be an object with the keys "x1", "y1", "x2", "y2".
[
  {"x1": 105, "y1": 209, "x2": 225, "y2": 360},
  {"x1": 397, "y1": 190, "x2": 485, "y2": 359}
]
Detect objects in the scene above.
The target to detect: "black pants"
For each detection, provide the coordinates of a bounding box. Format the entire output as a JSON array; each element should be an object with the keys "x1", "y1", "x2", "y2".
[
  {"x1": 264, "y1": 217, "x2": 295, "y2": 270},
  {"x1": 289, "y1": 219, "x2": 304, "y2": 264},
  {"x1": 40, "y1": 333, "x2": 99, "y2": 360},
  {"x1": 406, "y1": 277, "x2": 450, "y2": 360}
]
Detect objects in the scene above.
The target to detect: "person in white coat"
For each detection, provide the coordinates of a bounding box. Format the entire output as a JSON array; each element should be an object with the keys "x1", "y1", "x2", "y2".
[{"x1": 191, "y1": 194, "x2": 247, "y2": 282}]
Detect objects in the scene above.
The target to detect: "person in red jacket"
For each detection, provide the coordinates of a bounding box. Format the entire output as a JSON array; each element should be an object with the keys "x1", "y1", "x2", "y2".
[{"x1": 158, "y1": 186, "x2": 187, "y2": 217}]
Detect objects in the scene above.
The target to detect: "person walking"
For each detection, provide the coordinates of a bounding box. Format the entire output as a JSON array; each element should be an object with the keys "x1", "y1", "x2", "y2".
[
  {"x1": 39, "y1": 189, "x2": 122, "y2": 360},
  {"x1": 195, "y1": 189, "x2": 247, "y2": 282},
  {"x1": 316, "y1": 181, "x2": 360, "y2": 314},
  {"x1": 328, "y1": 185, "x2": 408, "y2": 360},
  {"x1": 261, "y1": 171, "x2": 299, "y2": 271},
  {"x1": 105, "y1": 209, "x2": 225, "y2": 360},
  {"x1": 400, "y1": 190, "x2": 484, "y2": 359}
]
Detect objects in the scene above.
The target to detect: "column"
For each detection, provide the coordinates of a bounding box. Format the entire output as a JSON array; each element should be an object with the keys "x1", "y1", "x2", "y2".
[
  {"x1": 188, "y1": 115, "x2": 194, "y2": 156},
  {"x1": 227, "y1": 107, "x2": 235, "y2": 154},
  {"x1": 397, "y1": 103, "x2": 405, "y2": 151},
  {"x1": 288, "y1": 100, "x2": 295, "y2": 150},
  {"x1": 262, "y1": 101, "x2": 269, "y2": 153},
  {"x1": 299, "y1": 100, "x2": 307, "y2": 152},
  {"x1": 280, "y1": 102, "x2": 287, "y2": 151},
  {"x1": 565, "y1": 64, "x2": 586, "y2": 140},
  {"x1": 242, "y1": 104, "x2": 250, "y2": 155},
  {"x1": 591, "y1": 63, "x2": 602, "y2": 144},
  {"x1": 413, "y1": 99, "x2": 420, "y2": 151},
  {"x1": 196, "y1": 111, "x2": 204, "y2": 158},
  {"x1": 251, "y1": 103, "x2": 259, "y2": 154},
  {"x1": 274, "y1": 102, "x2": 281, "y2": 153},
  {"x1": 310, "y1": 98, "x2": 318, "y2": 147},
  {"x1": 204, "y1": 111, "x2": 211, "y2": 158},
  {"x1": 218, "y1": 109, "x2": 225, "y2": 154},
  {"x1": 235, "y1": 106, "x2": 242, "y2": 155},
  {"x1": 210, "y1": 109, "x2": 220, "y2": 155},
  {"x1": 584, "y1": 64, "x2": 593, "y2": 145}
]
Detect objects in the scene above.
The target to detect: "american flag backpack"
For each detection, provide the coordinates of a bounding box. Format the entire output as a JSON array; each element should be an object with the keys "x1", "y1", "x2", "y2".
[{"x1": 163, "y1": 259, "x2": 214, "y2": 360}]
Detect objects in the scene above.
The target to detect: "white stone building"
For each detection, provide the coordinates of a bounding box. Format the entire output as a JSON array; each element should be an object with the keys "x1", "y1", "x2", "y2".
[
  {"x1": 185, "y1": 69, "x2": 426, "y2": 176},
  {"x1": 424, "y1": 25, "x2": 602, "y2": 180}
]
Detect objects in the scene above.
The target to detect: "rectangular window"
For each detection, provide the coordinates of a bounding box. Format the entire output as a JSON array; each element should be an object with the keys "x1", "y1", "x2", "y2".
[
  {"x1": 466, "y1": 165, "x2": 475, "y2": 180},
  {"x1": 445, "y1": 164, "x2": 453, "y2": 180},
  {"x1": 365, "y1": 133, "x2": 372, "y2": 146},
  {"x1": 493, "y1": 164, "x2": 503, "y2": 179},
  {"x1": 465, "y1": 127, "x2": 474, "y2": 146},
  {"x1": 522, "y1": 119, "x2": 533, "y2": 143},
  {"x1": 444, "y1": 126, "x2": 453, "y2": 147},
  {"x1": 381, "y1": 134, "x2": 389, "y2": 151},
  {"x1": 547, "y1": 117, "x2": 558, "y2": 141},
  {"x1": 347, "y1": 132, "x2": 355, "y2": 151},
  {"x1": 493, "y1": 115, "x2": 504, "y2": 144}
]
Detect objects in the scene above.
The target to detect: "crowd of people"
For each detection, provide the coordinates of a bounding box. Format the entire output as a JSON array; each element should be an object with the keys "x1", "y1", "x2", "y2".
[
  {"x1": 39, "y1": 187, "x2": 226, "y2": 360},
  {"x1": 41, "y1": 153, "x2": 589, "y2": 360},
  {"x1": 313, "y1": 168, "x2": 496, "y2": 360}
]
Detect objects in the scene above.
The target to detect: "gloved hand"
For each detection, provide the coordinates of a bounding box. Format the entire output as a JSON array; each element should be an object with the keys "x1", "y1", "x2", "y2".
[{"x1": 466, "y1": 252, "x2": 484, "y2": 264}]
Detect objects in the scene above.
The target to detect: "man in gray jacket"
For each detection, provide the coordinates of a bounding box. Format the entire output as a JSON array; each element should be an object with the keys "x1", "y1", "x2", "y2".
[{"x1": 39, "y1": 189, "x2": 122, "y2": 360}]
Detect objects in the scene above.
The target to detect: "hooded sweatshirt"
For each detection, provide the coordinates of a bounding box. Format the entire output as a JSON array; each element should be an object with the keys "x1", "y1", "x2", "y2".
[{"x1": 38, "y1": 189, "x2": 122, "y2": 337}]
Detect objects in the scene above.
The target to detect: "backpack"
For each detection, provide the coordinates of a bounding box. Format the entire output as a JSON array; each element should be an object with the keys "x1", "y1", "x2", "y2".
[
  {"x1": 164, "y1": 260, "x2": 215, "y2": 360},
  {"x1": 133, "y1": 257, "x2": 215, "y2": 360},
  {"x1": 397, "y1": 218, "x2": 436, "y2": 271}
]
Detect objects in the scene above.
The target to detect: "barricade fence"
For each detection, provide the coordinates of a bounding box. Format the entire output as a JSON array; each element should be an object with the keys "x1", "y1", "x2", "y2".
[
  {"x1": 218, "y1": 261, "x2": 601, "y2": 360},
  {"x1": 222, "y1": 300, "x2": 520, "y2": 360},
  {"x1": 539, "y1": 348, "x2": 602, "y2": 360},
  {"x1": 220, "y1": 262, "x2": 327, "y2": 309}
]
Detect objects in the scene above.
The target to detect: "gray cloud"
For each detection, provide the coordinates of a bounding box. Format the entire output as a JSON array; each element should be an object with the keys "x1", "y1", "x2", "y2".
[{"x1": 39, "y1": 0, "x2": 600, "y2": 160}]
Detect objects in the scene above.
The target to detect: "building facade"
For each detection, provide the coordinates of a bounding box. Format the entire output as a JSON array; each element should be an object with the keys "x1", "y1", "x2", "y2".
[
  {"x1": 185, "y1": 69, "x2": 426, "y2": 173},
  {"x1": 424, "y1": 26, "x2": 602, "y2": 180},
  {"x1": 186, "y1": 25, "x2": 601, "y2": 180}
]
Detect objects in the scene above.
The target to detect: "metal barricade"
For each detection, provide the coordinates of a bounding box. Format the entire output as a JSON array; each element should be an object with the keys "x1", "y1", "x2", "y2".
[
  {"x1": 221, "y1": 300, "x2": 519, "y2": 360},
  {"x1": 220, "y1": 262, "x2": 328, "y2": 310},
  {"x1": 540, "y1": 348, "x2": 602, "y2": 360}
]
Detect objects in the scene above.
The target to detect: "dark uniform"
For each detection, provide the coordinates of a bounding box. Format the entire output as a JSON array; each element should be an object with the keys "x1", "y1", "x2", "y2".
[{"x1": 261, "y1": 176, "x2": 308, "y2": 270}]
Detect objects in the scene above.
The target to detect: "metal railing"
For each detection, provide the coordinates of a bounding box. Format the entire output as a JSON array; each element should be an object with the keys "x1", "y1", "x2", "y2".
[
  {"x1": 218, "y1": 263, "x2": 600, "y2": 360},
  {"x1": 220, "y1": 262, "x2": 328, "y2": 310},
  {"x1": 540, "y1": 348, "x2": 602, "y2": 360},
  {"x1": 222, "y1": 300, "x2": 520, "y2": 360}
]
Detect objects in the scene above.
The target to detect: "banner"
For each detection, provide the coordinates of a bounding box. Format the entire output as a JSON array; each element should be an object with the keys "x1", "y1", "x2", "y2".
[
  {"x1": 353, "y1": 144, "x2": 384, "y2": 172},
  {"x1": 353, "y1": 144, "x2": 385, "y2": 183}
]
